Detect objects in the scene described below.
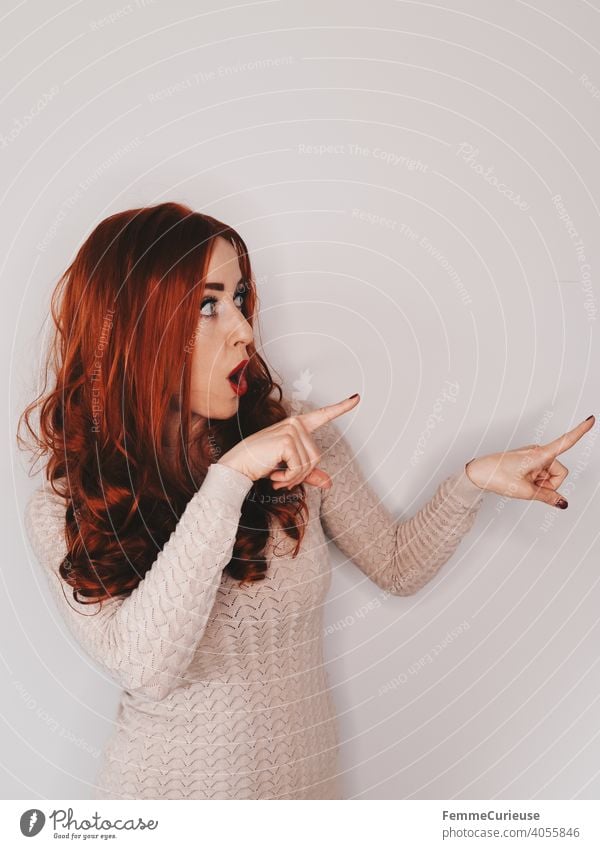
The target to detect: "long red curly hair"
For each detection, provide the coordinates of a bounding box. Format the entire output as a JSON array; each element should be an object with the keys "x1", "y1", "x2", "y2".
[{"x1": 18, "y1": 201, "x2": 309, "y2": 607}]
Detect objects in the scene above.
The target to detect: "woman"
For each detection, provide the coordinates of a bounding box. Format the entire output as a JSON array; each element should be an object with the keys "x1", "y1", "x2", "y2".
[{"x1": 18, "y1": 202, "x2": 594, "y2": 800}]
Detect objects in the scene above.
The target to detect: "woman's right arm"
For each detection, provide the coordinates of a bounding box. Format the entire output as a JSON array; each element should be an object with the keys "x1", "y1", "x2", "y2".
[{"x1": 23, "y1": 463, "x2": 254, "y2": 702}]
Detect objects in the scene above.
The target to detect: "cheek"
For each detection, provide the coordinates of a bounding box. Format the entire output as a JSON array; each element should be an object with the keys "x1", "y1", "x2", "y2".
[{"x1": 190, "y1": 328, "x2": 220, "y2": 392}]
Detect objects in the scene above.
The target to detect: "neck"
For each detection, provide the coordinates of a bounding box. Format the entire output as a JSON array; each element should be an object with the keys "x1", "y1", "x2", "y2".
[{"x1": 163, "y1": 408, "x2": 209, "y2": 476}]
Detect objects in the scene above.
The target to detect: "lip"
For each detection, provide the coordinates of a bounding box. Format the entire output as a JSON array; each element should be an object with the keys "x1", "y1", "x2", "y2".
[
  {"x1": 227, "y1": 358, "x2": 249, "y2": 379},
  {"x1": 227, "y1": 358, "x2": 249, "y2": 397},
  {"x1": 229, "y1": 375, "x2": 247, "y2": 396}
]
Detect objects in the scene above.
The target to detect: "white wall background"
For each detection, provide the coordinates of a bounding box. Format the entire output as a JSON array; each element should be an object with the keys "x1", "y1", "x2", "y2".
[{"x1": 4, "y1": 0, "x2": 599, "y2": 800}]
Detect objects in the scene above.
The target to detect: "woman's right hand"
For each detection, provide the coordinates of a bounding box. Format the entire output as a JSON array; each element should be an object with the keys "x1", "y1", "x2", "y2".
[{"x1": 217, "y1": 394, "x2": 361, "y2": 489}]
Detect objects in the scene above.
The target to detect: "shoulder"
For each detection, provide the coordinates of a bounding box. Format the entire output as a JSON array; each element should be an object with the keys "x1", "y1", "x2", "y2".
[
  {"x1": 281, "y1": 395, "x2": 321, "y2": 424},
  {"x1": 23, "y1": 480, "x2": 68, "y2": 576},
  {"x1": 280, "y1": 395, "x2": 310, "y2": 417},
  {"x1": 24, "y1": 480, "x2": 66, "y2": 526}
]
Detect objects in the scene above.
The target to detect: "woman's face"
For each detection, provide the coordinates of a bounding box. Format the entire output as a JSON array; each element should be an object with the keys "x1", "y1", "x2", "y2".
[{"x1": 189, "y1": 236, "x2": 254, "y2": 420}]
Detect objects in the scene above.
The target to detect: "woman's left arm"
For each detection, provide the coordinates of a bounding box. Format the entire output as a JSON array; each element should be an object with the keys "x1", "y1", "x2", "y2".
[{"x1": 306, "y1": 402, "x2": 486, "y2": 596}]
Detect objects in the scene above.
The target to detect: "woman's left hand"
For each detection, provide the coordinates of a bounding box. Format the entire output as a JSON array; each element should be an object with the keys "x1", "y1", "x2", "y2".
[{"x1": 465, "y1": 415, "x2": 595, "y2": 509}]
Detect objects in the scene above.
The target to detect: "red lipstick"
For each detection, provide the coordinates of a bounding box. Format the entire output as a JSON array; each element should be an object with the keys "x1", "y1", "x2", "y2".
[{"x1": 227, "y1": 358, "x2": 249, "y2": 396}]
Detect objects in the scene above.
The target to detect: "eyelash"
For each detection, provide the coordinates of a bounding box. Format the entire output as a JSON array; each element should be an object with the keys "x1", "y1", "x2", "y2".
[{"x1": 200, "y1": 284, "x2": 248, "y2": 318}]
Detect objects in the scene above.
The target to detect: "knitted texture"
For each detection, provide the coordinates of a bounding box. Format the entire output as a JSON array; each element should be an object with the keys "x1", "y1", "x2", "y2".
[{"x1": 23, "y1": 398, "x2": 485, "y2": 800}]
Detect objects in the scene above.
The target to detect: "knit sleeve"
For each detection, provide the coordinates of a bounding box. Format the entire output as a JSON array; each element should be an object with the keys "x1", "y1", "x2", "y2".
[
  {"x1": 304, "y1": 401, "x2": 486, "y2": 596},
  {"x1": 23, "y1": 462, "x2": 254, "y2": 701}
]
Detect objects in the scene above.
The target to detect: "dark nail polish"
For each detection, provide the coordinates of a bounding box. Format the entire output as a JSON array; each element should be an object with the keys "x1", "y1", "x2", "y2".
[
  {"x1": 586, "y1": 414, "x2": 594, "y2": 421},
  {"x1": 348, "y1": 393, "x2": 359, "y2": 399},
  {"x1": 556, "y1": 499, "x2": 568, "y2": 509}
]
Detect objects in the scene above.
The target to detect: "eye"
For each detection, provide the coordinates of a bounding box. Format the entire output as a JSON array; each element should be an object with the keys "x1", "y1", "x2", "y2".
[
  {"x1": 233, "y1": 282, "x2": 249, "y2": 309},
  {"x1": 199, "y1": 282, "x2": 249, "y2": 318},
  {"x1": 199, "y1": 296, "x2": 218, "y2": 317}
]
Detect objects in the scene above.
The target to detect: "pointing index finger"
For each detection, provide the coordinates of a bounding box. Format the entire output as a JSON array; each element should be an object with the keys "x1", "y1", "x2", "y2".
[
  {"x1": 298, "y1": 394, "x2": 361, "y2": 433},
  {"x1": 542, "y1": 415, "x2": 595, "y2": 459}
]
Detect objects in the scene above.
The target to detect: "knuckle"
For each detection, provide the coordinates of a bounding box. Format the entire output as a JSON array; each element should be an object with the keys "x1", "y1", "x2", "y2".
[{"x1": 294, "y1": 416, "x2": 308, "y2": 433}]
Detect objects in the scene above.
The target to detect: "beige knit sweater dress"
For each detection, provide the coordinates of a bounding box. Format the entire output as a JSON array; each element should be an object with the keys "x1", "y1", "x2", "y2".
[{"x1": 23, "y1": 398, "x2": 486, "y2": 800}]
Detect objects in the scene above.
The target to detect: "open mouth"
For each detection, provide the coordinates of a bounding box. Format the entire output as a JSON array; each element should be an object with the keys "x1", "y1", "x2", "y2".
[{"x1": 227, "y1": 359, "x2": 248, "y2": 396}]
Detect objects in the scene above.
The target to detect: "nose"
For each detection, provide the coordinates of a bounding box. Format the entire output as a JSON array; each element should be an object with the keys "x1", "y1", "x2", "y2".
[{"x1": 225, "y1": 300, "x2": 254, "y2": 350}]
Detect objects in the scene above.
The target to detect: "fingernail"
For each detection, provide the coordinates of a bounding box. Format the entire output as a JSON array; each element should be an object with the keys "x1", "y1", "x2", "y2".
[
  {"x1": 348, "y1": 393, "x2": 359, "y2": 399},
  {"x1": 556, "y1": 499, "x2": 568, "y2": 509},
  {"x1": 586, "y1": 414, "x2": 595, "y2": 421}
]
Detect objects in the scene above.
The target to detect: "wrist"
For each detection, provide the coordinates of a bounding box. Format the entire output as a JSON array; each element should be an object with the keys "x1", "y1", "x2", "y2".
[
  {"x1": 203, "y1": 461, "x2": 255, "y2": 501},
  {"x1": 217, "y1": 456, "x2": 254, "y2": 482}
]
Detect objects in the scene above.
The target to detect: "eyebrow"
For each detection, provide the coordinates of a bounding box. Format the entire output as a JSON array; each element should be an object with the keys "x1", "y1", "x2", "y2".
[{"x1": 204, "y1": 277, "x2": 245, "y2": 292}]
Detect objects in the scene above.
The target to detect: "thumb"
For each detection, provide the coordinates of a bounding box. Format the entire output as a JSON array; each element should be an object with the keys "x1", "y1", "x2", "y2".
[
  {"x1": 527, "y1": 481, "x2": 568, "y2": 509},
  {"x1": 303, "y1": 467, "x2": 332, "y2": 489}
]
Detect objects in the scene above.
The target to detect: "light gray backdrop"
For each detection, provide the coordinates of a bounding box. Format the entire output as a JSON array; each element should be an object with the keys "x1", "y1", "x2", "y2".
[{"x1": 4, "y1": 0, "x2": 599, "y2": 800}]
